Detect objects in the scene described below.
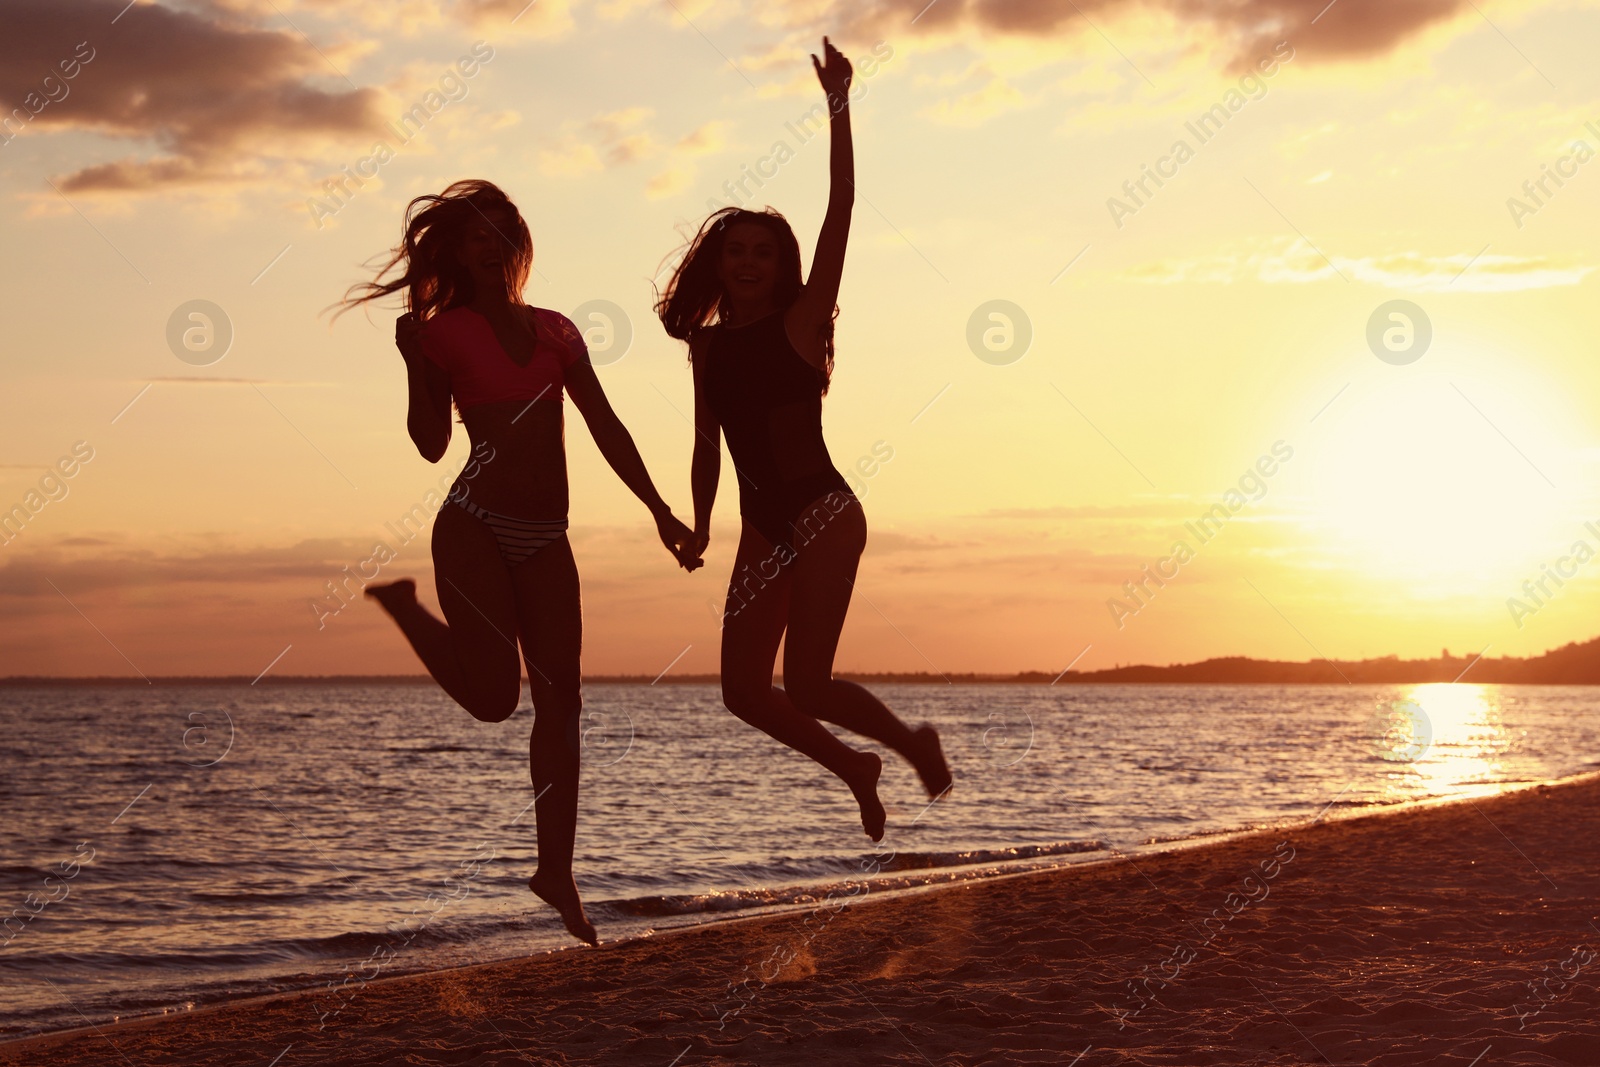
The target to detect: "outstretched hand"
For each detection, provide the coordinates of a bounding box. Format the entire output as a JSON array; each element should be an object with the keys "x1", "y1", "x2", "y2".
[
  {"x1": 656, "y1": 511, "x2": 704, "y2": 572},
  {"x1": 811, "y1": 36, "x2": 852, "y2": 102}
]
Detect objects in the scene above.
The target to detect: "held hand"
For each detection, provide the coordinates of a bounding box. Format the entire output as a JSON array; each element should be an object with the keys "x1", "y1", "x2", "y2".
[
  {"x1": 656, "y1": 511, "x2": 703, "y2": 571},
  {"x1": 395, "y1": 312, "x2": 425, "y2": 361},
  {"x1": 811, "y1": 36, "x2": 852, "y2": 103},
  {"x1": 688, "y1": 527, "x2": 710, "y2": 564}
]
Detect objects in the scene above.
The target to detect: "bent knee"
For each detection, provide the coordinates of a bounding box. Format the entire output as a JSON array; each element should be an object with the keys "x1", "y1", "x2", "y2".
[
  {"x1": 784, "y1": 673, "x2": 833, "y2": 711},
  {"x1": 465, "y1": 696, "x2": 518, "y2": 724},
  {"x1": 462, "y1": 680, "x2": 520, "y2": 723},
  {"x1": 721, "y1": 683, "x2": 770, "y2": 720}
]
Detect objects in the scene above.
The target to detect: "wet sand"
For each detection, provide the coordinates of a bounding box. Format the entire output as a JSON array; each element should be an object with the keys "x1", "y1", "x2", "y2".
[{"x1": 5, "y1": 774, "x2": 1598, "y2": 1066}]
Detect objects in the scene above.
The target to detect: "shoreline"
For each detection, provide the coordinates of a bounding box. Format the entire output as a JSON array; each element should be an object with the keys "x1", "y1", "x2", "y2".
[
  {"x1": 0, "y1": 779, "x2": 1513, "y2": 1045},
  {"x1": 7, "y1": 772, "x2": 1597, "y2": 1064}
]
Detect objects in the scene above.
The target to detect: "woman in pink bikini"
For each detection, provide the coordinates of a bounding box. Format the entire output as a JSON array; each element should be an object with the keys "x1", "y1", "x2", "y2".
[{"x1": 339, "y1": 179, "x2": 696, "y2": 945}]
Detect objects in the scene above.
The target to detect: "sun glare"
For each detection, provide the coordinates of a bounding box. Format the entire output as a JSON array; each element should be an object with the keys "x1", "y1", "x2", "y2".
[
  {"x1": 1383, "y1": 683, "x2": 1510, "y2": 799},
  {"x1": 1306, "y1": 369, "x2": 1576, "y2": 586}
]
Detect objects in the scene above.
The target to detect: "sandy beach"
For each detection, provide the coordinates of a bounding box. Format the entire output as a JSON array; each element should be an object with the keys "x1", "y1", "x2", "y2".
[{"x1": 6, "y1": 775, "x2": 1598, "y2": 1066}]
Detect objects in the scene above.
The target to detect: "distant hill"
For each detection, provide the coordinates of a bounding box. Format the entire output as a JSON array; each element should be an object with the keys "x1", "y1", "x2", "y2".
[
  {"x1": 824, "y1": 637, "x2": 1600, "y2": 685},
  {"x1": 7, "y1": 637, "x2": 1600, "y2": 686},
  {"x1": 1047, "y1": 636, "x2": 1600, "y2": 685}
]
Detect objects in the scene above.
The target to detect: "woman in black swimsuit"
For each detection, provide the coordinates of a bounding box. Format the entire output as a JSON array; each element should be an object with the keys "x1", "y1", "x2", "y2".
[{"x1": 656, "y1": 38, "x2": 951, "y2": 840}]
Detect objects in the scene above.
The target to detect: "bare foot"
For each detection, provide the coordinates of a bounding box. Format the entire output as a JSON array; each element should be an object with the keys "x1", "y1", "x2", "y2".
[
  {"x1": 365, "y1": 578, "x2": 417, "y2": 615},
  {"x1": 909, "y1": 724, "x2": 953, "y2": 799},
  {"x1": 528, "y1": 870, "x2": 598, "y2": 946},
  {"x1": 844, "y1": 751, "x2": 886, "y2": 842}
]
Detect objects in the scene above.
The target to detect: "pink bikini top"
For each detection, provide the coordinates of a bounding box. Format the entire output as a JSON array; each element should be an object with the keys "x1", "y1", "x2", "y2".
[{"x1": 420, "y1": 306, "x2": 586, "y2": 411}]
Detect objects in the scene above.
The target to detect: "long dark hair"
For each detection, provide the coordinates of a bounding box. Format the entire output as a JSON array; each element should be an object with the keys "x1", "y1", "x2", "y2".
[
  {"x1": 654, "y1": 206, "x2": 836, "y2": 387},
  {"x1": 331, "y1": 179, "x2": 532, "y2": 323}
]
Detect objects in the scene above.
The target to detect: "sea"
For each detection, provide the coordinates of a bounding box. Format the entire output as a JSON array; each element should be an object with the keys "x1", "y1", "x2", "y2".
[{"x1": 2, "y1": 681, "x2": 1597, "y2": 1038}]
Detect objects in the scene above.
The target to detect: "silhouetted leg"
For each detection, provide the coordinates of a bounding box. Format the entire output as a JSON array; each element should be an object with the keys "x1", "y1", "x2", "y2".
[
  {"x1": 720, "y1": 520, "x2": 885, "y2": 840},
  {"x1": 366, "y1": 503, "x2": 521, "y2": 723},
  {"x1": 768, "y1": 681, "x2": 950, "y2": 800},
  {"x1": 783, "y1": 496, "x2": 952, "y2": 799},
  {"x1": 511, "y1": 535, "x2": 595, "y2": 945}
]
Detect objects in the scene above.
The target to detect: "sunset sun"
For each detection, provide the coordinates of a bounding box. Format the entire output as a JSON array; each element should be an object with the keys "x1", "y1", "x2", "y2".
[{"x1": 1306, "y1": 365, "x2": 1578, "y2": 587}]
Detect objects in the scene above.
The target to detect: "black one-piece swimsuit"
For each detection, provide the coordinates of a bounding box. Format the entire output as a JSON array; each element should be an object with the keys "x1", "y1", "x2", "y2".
[{"x1": 704, "y1": 309, "x2": 854, "y2": 556}]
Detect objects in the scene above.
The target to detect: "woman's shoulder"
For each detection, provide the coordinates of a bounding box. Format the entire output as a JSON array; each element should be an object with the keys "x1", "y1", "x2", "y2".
[
  {"x1": 421, "y1": 305, "x2": 475, "y2": 335},
  {"x1": 528, "y1": 305, "x2": 576, "y2": 327},
  {"x1": 415, "y1": 306, "x2": 474, "y2": 365},
  {"x1": 528, "y1": 305, "x2": 586, "y2": 363},
  {"x1": 688, "y1": 321, "x2": 722, "y2": 360},
  {"x1": 529, "y1": 305, "x2": 582, "y2": 340}
]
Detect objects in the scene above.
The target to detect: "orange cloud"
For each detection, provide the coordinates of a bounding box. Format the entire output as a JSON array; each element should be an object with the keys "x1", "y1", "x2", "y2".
[
  {"x1": 825, "y1": 0, "x2": 1468, "y2": 71},
  {"x1": 1, "y1": 0, "x2": 388, "y2": 192}
]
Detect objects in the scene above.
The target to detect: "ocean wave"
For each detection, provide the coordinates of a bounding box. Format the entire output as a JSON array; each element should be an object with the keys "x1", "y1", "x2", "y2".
[
  {"x1": 1140, "y1": 825, "x2": 1263, "y2": 845},
  {"x1": 188, "y1": 888, "x2": 319, "y2": 905},
  {"x1": 0, "y1": 922, "x2": 487, "y2": 975},
  {"x1": 600, "y1": 841, "x2": 1107, "y2": 918},
  {"x1": 881, "y1": 841, "x2": 1103, "y2": 870},
  {"x1": 3, "y1": 947, "x2": 287, "y2": 971}
]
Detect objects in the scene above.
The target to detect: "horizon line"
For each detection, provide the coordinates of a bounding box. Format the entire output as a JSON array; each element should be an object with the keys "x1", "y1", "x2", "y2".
[{"x1": 4, "y1": 637, "x2": 1597, "y2": 687}]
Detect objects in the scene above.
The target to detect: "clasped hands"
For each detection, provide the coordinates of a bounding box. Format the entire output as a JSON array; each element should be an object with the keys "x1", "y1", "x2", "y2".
[{"x1": 655, "y1": 509, "x2": 707, "y2": 573}]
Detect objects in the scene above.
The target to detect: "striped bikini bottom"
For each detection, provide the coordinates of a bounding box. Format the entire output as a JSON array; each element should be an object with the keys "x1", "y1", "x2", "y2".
[{"x1": 448, "y1": 487, "x2": 568, "y2": 569}]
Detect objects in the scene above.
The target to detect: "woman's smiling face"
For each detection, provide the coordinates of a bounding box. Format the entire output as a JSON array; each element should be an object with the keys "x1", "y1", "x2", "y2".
[
  {"x1": 718, "y1": 221, "x2": 782, "y2": 308},
  {"x1": 457, "y1": 209, "x2": 518, "y2": 295}
]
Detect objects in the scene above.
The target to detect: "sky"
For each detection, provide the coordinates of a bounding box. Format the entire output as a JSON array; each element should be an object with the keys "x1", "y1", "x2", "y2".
[{"x1": 2, "y1": 0, "x2": 1599, "y2": 678}]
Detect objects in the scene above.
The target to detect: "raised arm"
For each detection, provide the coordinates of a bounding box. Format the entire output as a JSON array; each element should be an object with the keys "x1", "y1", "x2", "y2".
[
  {"x1": 688, "y1": 330, "x2": 721, "y2": 561},
  {"x1": 396, "y1": 313, "x2": 453, "y2": 462},
  {"x1": 787, "y1": 37, "x2": 854, "y2": 370},
  {"x1": 564, "y1": 355, "x2": 699, "y2": 570}
]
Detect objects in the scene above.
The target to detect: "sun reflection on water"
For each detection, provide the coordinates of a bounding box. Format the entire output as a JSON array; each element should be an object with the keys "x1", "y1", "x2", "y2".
[{"x1": 1375, "y1": 683, "x2": 1511, "y2": 799}]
